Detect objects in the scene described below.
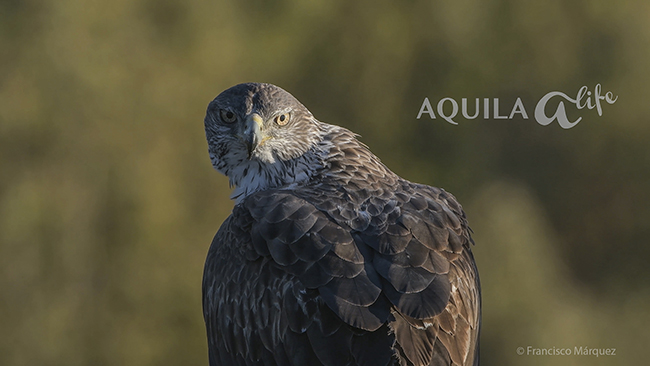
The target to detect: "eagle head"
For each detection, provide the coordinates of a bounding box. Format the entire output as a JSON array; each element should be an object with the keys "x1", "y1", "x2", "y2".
[{"x1": 204, "y1": 83, "x2": 324, "y2": 200}]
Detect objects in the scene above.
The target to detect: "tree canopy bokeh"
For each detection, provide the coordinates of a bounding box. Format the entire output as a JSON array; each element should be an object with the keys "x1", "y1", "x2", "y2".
[{"x1": 1, "y1": 0, "x2": 648, "y2": 365}]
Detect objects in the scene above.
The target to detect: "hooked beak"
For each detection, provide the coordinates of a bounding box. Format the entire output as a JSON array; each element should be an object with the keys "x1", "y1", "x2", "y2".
[{"x1": 242, "y1": 113, "x2": 264, "y2": 158}]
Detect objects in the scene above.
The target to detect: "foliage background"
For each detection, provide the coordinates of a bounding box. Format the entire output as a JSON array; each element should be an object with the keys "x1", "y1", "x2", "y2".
[{"x1": 1, "y1": 0, "x2": 648, "y2": 365}]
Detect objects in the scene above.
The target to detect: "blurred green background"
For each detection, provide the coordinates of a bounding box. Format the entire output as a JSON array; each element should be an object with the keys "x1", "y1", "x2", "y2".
[{"x1": 1, "y1": 0, "x2": 649, "y2": 365}]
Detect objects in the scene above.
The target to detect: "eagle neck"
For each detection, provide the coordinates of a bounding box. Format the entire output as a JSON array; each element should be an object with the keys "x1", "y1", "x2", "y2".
[{"x1": 317, "y1": 124, "x2": 399, "y2": 189}]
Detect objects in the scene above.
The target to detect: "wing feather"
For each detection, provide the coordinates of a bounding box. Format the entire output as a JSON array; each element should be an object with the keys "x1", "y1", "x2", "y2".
[{"x1": 203, "y1": 181, "x2": 479, "y2": 365}]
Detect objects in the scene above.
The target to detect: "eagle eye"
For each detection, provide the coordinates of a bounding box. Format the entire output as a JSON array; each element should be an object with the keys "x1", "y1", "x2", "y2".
[
  {"x1": 220, "y1": 109, "x2": 237, "y2": 123},
  {"x1": 274, "y1": 113, "x2": 290, "y2": 126}
]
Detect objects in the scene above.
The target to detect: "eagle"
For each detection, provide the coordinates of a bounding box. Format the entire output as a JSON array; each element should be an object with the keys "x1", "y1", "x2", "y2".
[{"x1": 202, "y1": 82, "x2": 480, "y2": 366}]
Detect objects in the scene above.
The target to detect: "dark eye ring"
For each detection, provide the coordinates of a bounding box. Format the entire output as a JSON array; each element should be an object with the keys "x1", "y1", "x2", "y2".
[
  {"x1": 220, "y1": 109, "x2": 237, "y2": 123},
  {"x1": 274, "y1": 113, "x2": 290, "y2": 126}
]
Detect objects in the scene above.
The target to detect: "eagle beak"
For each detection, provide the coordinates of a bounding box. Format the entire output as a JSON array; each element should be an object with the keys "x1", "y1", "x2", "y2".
[{"x1": 243, "y1": 113, "x2": 264, "y2": 158}]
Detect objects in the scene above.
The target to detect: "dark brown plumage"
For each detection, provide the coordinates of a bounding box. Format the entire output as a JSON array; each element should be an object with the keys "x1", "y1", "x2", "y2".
[{"x1": 203, "y1": 83, "x2": 480, "y2": 366}]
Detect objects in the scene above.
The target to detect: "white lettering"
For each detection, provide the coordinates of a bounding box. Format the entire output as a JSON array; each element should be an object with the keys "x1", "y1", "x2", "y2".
[
  {"x1": 416, "y1": 85, "x2": 616, "y2": 128},
  {"x1": 493, "y1": 98, "x2": 508, "y2": 119},
  {"x1": 483, "y1": 98, "x2": 489, "y2": 119},
  {"x1": 462, "y1": 98, "x2": 479, "y2": 119},
  {"x1": 437, "y1": 98, "x2": 458, "y2": 125},
  {"x1": 534, "y1": 91, "x2": 582, "y2": 129},
  {"x1": 416, "y1": 97, "x2": 436, "y2": 119},
  {"x1": 509, "y1": 98, "x2": 529, "y2": 119}
]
